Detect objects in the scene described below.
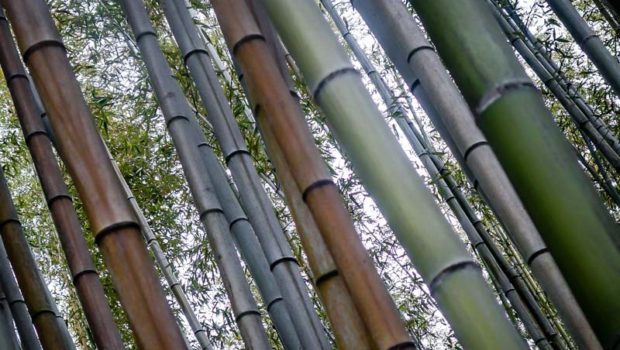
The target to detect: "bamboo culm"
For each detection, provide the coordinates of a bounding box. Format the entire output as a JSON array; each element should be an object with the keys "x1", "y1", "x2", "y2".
[
  {"x1": 0, "y1": 283, "x2": 20, "y2": 349},
  {"x1": 119, "y1": 1, "x2": 271, "y2": 348},
  {"x1": 350, "y1": 1, "x2": 597, "y2": 347},
  {"x1": 157, "y1": 1, "x2": 323, "y2": 347},
  {"x1": 321, "y1": 3, "x2": 565, "y2": 348},
  {"x1": 543, "y1": 0, "x2": 620, "y2": 97},
  {"x1": 0, "y1": 10, "x2": 125, "y2": 348},
  {"x1": 411, "y1": 1, "x2": 620, "y2": 348}
]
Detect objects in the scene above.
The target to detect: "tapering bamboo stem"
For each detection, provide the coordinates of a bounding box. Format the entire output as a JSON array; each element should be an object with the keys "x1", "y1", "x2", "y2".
[
  {"x1": 411, "y1": 1, "x2": 620, "y2": 348},
  {"x1": 350, "y1": 1, "x2": 597, "y2": 347},
  {"x1": 0, "y1": 166, "x2": 75, "y2": 350},
  {"x1": 0, "y1": 0, "x2": 188, "y2": 348},
  {"x1": 0, "y1": 11, "x2": 124, "y2": 349},
  {"x1": 157, "y1": 1, "x2": 322, "y2": 346},
  {"x1": 543, "y1": 0, "x2": 620, "y2": 97},
  {"x1": 257, "y1": 0, "x2": 527, "y2": 348},
  {"x1": 0, "y1": 242, "x2": 41, "y2": 350},
  {"x1": 118, "y1": 1, "x2": 271, "y2": 348}
]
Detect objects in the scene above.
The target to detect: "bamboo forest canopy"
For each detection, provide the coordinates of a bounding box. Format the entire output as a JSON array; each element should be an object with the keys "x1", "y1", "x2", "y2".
[{"x1": 0, "y1": 0, "x2": 616, "y2": 349}]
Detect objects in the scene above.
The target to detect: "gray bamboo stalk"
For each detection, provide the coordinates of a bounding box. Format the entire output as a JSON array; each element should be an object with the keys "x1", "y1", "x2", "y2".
[
  {"x1": 490, "y1": 0, "x2": 620, "y2": 174},
  {"x1": 543, "y1": 0, "x2": 620, "y2": 97},
  {"x1": 349, "y1": 1, "x2": 598, "y2": 347},
  {"x1": 157, "y1": 1, "x2": 324, "y2": 347},
  {"x1": 321, "y1": 3, "x2": 563, "y2": 347},
  {"x1": 0, "y1": 241, "x2": 40, "y2": 350},
  {"x1": 496, "y1": 0, "x2": 620, "y2": 161},
  {"x1": 0, "y1": 284, "x2": 20, "y2": 349},
  {"x1": 260, "y1": 0, "x2": 526, "y2": 348},
  {"x1": 119, "y1": 1, "x2": 270, "y2": 348}
]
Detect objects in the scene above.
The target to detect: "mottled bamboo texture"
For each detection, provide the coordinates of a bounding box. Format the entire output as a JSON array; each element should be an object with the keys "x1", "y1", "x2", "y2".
[
  {"x1": 0, "y1": 10, "x2": 124, "y2": 349},
  {"x1": 0, "y1": 167, "x2": 74, "y2": 350},
  {"x1": 350, "y1": 1, "x2": 597, "y2": 347},
  {"x1": 119, "y1": 0, "x2": 272, "y2": 348},
  {"x1": 211, "y1": 1, "x2": 420, "y2": 349},
  {"x1": 544, "y1": 0, "x2": 620, "y2": 97},
  {"x1": 412, "y1": 1, "x2": 620, "y2": 349},
  {"x1": 0, "y1": 0, "x2": 187, "y2": 348}
]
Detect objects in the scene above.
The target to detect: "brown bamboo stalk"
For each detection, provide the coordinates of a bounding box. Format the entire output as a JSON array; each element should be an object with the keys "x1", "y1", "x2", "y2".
[
  {"x1": 210, "y1": 1, "x2": 414, "y2": 348},
  {"x1": 0, "y1": 10, "x2": 124, "y2": 349},
  {"x1": 0, "y1": 166, "x2": 75, "y2": 350},
  {"x1": 0, "y1": 0, "x2": 187, "y2": 348}
]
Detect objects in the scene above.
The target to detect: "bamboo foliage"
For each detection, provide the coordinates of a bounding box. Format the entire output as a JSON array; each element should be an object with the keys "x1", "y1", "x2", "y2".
[
  {"x1": 257, "y1": 0, "x2": 528, "y2": 348},
  {"x1": 118, "y1": 0, "x2": 273, "y2": 348},
  {"x1": 411, "y1": 1, "x2": 620, "y2": 348},
  {"x1": 157, "y1": 1, "x2": 324, "y2": 347},
  {"x1": 349, "y1": 1, "x2": 597, "y2": 347},
  {"x1": 543, "y1": 0, "x2": 620, "y2": 97},
  {"x1": 0, "y1": 0, "x2": 188, "y2": 348},
  {"x1": 0, "y1": 10, "x2": 124, "y2": 349}
]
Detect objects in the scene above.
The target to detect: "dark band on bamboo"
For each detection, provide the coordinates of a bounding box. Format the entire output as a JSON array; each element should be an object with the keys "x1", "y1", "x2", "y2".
[
  {"x1": 387, "y1": 341, "x2": 418, "y2": 350},
  {"x1": 22, "y1": 40, "x2": 65, "y2": 63},
  {"x1": 410, "y1": 78, "x2": 421, "y2": 91},
  {"x1": 182, "y1": 48, "x2": 210, "y2": 64},
  {"x1": 165, "y1": 114, "x2": 190, "y2": 127},
  {"x1": 0, "y1": 219, "x2": 20, "y2": 228},
  {"x1": 269, "y1": 256, "x2": 299, "y2": 271},
  {"x1": 234, "y1": 309, "x2": 262, "y2": 322},
  {"x1": 406, "y1": 44, "x2": 435, "y2": 64},
  {"x1": 46, "y1": 194, "x2": 73, "y2": 207},
  {"x1": 232, "y1": 34, "x2": 265, "y2": 55},
  {"x1": 224, "y1": 149, "x2": 251, "y2": 163},
  {"x1": 24, "y1": 130, "x2": 49, "y2": 144},
  {"x1": 301, "y1": 179, "x2": 336, "y2": 202},
  {"x1": 93, "y1": 221, "x2": 141, "y2": 244},
  {"x1": 198, "y1": 208, "x2": 225, "y2": 223},
  {"x1": 228, "y1": 216, "x2": 248, "y2": 229},
  {"x1": 313, "y1": 67, "x2": 359, "y2": 100},
  {"x1": 71, "y1": 269, "x2": 99, "y2": 286},
  {"x1": 579, "y1": 33, "x2": 599, "y2": 46},
  {"x1": 462, "y1": 141, "x2": 489, "y2": 162},
  {"x1": 134, "y1": 30, "x2": 157, "y2": 44},
  {"x1": 475, "y1": 80, "x2": 537, "y2": 115},
  {"x1": 314, "y1": 269, "x2": 339, "y2": 286},
  {"x1": 5, "y1": 72, "x2": 27, "y2": 84},
  {"x1": 526, "y1": 247, "x2": 550, "y2": 266},
  {"x1": 429, "y1": 261, "x2": 480, "y2": 294},
  {"x1": 30, "y1": 308, "x2": 57, "y2": 320},
  {"x1": 265, "y1": 296, "x2": 283, "y2": 311}
]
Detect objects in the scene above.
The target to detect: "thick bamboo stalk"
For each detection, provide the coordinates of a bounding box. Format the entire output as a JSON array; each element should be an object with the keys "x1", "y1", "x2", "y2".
[
  {"x1": 118, "y1": 1, "x2": 271, "y2": 348},
  {"x1": 0, "y1": 0, "x2": 188, "y2": 348},
  {"x1": 350, "y1": 1, "x2": 598, "y2": 347},
  {"x1": 157, "y1": 1, "x2": 322, "y2": 347},
  {"x1": 320, "y1": 4, "x2": 564, "y2": 348},
  {"x1": 211, "y1": 1, "x2": 417, "y2": 349},
  {"x1": 255, "y1": 0, "x2": 526, "y2": 348},
  {"x1": 0, "y1": 11, "x2": 124, "y2": 349},
  {"x1": 543, "y1": 0, "x2": 620, "y2": 97},
  {"x1": 411, "y1": 1, "x2": 620, "y2": 349},
  {"x1": 0, "y1": 242, "x2": 41, "y2": 350},
  {"x1": 0, "y1": 166, "x2": 75, "y2": 350},
  {"x1": 0, "y1": 270, "x2": 20, "y2": 349}
]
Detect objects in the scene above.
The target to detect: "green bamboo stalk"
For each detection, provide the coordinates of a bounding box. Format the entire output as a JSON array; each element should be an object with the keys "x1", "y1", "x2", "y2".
[
  {"x1": 259, "y1": 0, "x2": 526, "y2": 348},
  {"x1": 119, "y1": 1, "x2": 271, "y2": 348},
  {"x1": 543, "y1": 0, "x2": 620, "y2": 97},
  {"x1": 157, "y1": 1, "x2": 320, "y2": 346},
  {"x1": 411, "y1": 1, "x2": 620, "y2": 349}
]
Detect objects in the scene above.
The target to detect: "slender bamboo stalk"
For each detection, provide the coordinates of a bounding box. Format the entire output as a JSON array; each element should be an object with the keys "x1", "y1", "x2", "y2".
[
  {"x1": 256, "y1": 0, "x2": 528, "y2": 348},
  {"x1": 592, "y1": 0, "x2": 620, "y2": 35},
  {"x1": 0, "y1": 271, "x2": 20, "y2": 349},
  {"x1": 157, "y1": 1, "x2": 323, "y2": 347},
  {"x1": 0, "y1": 166, "x2": 75, "y2": 350},
  {"x1": 203, "y1": 38, "x2": 375, "y2": 349},
  {"x1": 0, "y1": 11, "x2": 124, "y2": 349},
  {"x1": 118, "y1": 1, "x2": 271, "y2": 348},
  {"x1": 320, "y1": 4, "x2": 564, "y2": 348},
  {"x1": 411, "y1": 1, "x2": 620, "y2": 349},
  {"x1": 0, "y1": 0, "x2": 188, "y2": 348},
  {"x1": 0, "y1": 241, "x2": 41, "y2": 350},
  {"x1": 543, "y1": 0, "x2": 620, "y2": 97},
  {"x1": 350, "y1": 1, "x2": 598, "y2": 347}
]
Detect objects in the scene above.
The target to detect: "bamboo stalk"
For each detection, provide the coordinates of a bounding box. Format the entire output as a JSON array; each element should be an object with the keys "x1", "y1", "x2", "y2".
[
  {"x1": 411, "y1": 1, "x2": 620, "y2": 349},
  {"x1": 0, "y1": 166, "x2": 75, "y2": 350},
  {"x1": 0, "y1": 241, "x2": 41, "y2": 350},
  {"x1": 0, "y1": 0, "x2": 188, "y2": 348},
  {"x1": 256, "y1": 0, "x2": 527, "y2": 348},
  {"x1": 350, "y1": 1, "x2": 598, "y2": 347},
  {"x1": 157, "y1": 1, "x2": 324, "y2": 347},
  {"x1": 543, "y1": 0, "x2": 620, "y2": 97},
  {"x1": 0, "y1": 266, "x2": 21, "y2": 349},
  {"x1": 118, "y1": 1, "x2": 271, "y2": 348},
  {"x1": 0, "y1": 10, "x2": 124, "y2": 349}
]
